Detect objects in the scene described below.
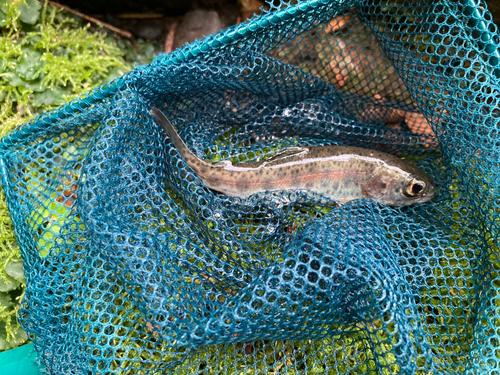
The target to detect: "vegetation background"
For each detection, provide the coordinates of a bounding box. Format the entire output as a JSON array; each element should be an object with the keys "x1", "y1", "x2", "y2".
[
  {"x1": 1, "y1": 0, "x2": 499, "y2": 356},
  {"x1": 0, "y1": 0, "x2": 159, "y2": 351}
]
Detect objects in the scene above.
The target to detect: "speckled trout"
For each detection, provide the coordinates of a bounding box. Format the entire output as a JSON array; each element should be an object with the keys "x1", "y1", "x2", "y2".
[{"x1": 151, "y1": 108, "x2": 435, "y2": 206}]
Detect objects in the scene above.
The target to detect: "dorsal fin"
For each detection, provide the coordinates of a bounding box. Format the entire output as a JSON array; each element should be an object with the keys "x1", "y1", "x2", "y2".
[{"x1": 262, "y1": 147, "x2": 309, "y2": 167}]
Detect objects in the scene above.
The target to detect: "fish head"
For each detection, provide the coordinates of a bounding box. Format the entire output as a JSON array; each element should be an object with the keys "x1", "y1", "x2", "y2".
[{"x1": 364, "y1": 167, "x2": 435, "y2": 207}]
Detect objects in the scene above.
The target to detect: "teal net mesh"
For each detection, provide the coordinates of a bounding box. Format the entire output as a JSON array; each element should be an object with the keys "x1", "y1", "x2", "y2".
[{"x1": 0, "y1": 0, "x2": 498, "y2": 373}]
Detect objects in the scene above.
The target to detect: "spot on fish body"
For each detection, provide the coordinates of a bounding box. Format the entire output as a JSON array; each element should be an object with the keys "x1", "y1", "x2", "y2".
[
  {"x1": 237, "y1": 180, "x2": 248, "y2": 190},
  {"x1": 264, "y1": 180, "x2": 275, "y2": 190}
]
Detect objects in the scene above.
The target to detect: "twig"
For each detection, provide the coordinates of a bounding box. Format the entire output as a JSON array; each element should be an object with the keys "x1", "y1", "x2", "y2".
[
  {"x1": 47, "y1": 1, "x2": 132, "y2": 39},
  {"x1": 164, "y1": 20, "x2": 179, "y2": 53},
  {"x1": 117, "y1": 13, "x2": 163, "y2": 19}
]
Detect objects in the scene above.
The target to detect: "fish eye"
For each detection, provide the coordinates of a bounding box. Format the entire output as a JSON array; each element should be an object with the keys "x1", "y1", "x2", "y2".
[{"x1": 404, "y1": 179, "x2": 426, "y2": 197}]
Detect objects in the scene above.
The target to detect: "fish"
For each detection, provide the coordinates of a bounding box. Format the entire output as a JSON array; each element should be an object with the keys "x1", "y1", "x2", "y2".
[{"x1": 151, "y1": 107, "x2": 435, "y2": 207}]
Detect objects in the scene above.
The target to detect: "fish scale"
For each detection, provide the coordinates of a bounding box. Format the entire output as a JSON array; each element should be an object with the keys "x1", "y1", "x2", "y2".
[{"x1": 151, "y1": 107, "x2": 435, "y2": 207}]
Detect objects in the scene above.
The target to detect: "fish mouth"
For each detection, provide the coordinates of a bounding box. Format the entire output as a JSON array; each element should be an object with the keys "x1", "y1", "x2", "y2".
[
  {"x1": 418, "y1": 184, "x2": 435, "y2": 203},
  {"x1": 418, "y1": 194, "x2": 433, "y2": 203}
]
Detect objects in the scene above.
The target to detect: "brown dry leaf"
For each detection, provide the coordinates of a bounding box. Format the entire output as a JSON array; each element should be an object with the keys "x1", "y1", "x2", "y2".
[
  {"x1": 323, "y1": 28, "x2": 413, "y2": 104},
  {"x1": 239, "y1": 0, "x2": 264, "y2": 11},
  {"x1": 199, "y1": 274, "x2": 239, "y2": 296},
  {"x1": 404, "y1": 112, "x2": 434, "y2": 136},
  {"x1": 281, "y1": 10, "x2": 416, "y2": 106},
  {"x1": 239, "y1": 0, "x2": 265, "y2": 21},
  {"x1": 324, "y1": 14, "x2": 351, "y2": 33},
  {"x1": 146, "y1": 321, "x2": 161, "y2": 335}
]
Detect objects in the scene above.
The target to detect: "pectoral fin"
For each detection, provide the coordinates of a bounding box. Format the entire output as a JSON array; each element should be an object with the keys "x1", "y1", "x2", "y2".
[
  {"x1": 262, "y1": 147, "x2": 309, "y2": 167},
  {"x1": 363, "y1": 175, "x2": 390, "y2": 198}
]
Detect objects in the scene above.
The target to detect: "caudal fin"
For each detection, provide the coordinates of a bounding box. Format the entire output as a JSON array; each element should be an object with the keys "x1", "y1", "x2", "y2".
[{"x1": 150, "y1": 107, "x2": 209, "y2": 170}]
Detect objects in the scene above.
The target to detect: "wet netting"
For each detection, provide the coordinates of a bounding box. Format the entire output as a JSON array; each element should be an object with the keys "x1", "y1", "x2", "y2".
[{"x1": 0, "y1": 0, "x2": 498, "y2": 373}]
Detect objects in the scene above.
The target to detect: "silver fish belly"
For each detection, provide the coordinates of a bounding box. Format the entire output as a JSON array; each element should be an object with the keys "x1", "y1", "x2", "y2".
[{"x1": 151, "y1": 107, "x2": 435, "y2": 206}]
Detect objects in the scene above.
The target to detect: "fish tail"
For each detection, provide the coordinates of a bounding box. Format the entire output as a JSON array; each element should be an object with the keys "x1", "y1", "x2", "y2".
[{"x1": 150, "y1": 107, "x2": 210, "y2": 170}]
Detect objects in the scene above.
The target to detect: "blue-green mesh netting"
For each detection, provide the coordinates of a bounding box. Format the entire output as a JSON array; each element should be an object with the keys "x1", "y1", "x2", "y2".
[{"x1": 0, "y1": 0, "x2": 499, "y2": 373}]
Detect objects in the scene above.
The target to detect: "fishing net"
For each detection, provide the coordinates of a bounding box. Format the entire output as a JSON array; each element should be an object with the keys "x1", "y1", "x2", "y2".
[{"x1": 0, "y1": 0, "x2": 497, "y2": 373}]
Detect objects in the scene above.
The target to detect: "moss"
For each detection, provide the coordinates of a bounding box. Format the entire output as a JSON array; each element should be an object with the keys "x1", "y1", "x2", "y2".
[{"x1": 0, "y1": 0, "x2": 135, "y2": 350}]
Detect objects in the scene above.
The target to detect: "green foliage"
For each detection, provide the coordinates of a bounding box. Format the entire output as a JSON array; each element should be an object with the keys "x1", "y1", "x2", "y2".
[
  {"x1": 0, "y1": 190, "x2": 26, "y2": 351},
  {"x1": 0, "y1": 0, "x2": 131, "y2": 133},
  {"x1": 0, "y1": 0, "x2": 139, "y2": 351}
]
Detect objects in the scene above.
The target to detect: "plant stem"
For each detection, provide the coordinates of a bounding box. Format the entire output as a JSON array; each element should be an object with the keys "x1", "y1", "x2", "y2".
[
  {"x1": 47, "y1": 1, "x2": 133, "y2": 39},
  {"x1": 42, "y1": 0, "x2": 48, "y2": 30}
]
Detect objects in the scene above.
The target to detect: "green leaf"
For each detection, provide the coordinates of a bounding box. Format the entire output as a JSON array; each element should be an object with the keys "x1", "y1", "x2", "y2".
[
  {"x1": 2, "y1": 72, "x2": 26, "y2": 87},
  {"x1": 27, "y1": 34, "x2": 42, "y2": 46},
  {"x1": 0, "y1": 320, "x2": 28, "y2": 351},
  {"x1": 0, "y1": 292, "x2": 13, "y2": 309},
  {"x1": 5, "y1": 261, "x2": 24, "y2": 281},
  {"x1": 103, "y1": 67, "x2": 125, "y2": 83},
  {"x1": 124, "y1": 47, "x2": 138, "y2": 62},
  {"x1": 135, "y1": 42, "x2": 156, "y2": 66},
  {"x1": 18, "y1": 0, "x2": 41, "y2": 25},
  {"x1": 139, "y1": 41, "x2": 155, "y2": 55},
  {"x1": 33, "y1": 86, "x2": 69, "y2": 107},
  {"x1": 0, "y1": 275, "x2": 20, "y2": 292},
  {"x1": 0, "y1": 8, "x2": 6, "y2": 27},
  {"x1": 16, "y1": 50, "x2": 45, "y2": 80},
  {"x1": 25, "y1": 76, "x2": 46, "y2": 92}
]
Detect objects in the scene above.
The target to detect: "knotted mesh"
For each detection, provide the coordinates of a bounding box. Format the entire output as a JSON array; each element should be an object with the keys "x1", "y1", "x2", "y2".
[{"x1": 0, "y1": 0, "x2": 498, "y2": 374}]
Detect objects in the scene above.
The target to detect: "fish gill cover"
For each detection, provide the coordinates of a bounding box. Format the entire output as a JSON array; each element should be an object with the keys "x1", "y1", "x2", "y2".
[{"x1": 0, "y1": 0, "x2": 497, "y2": 374}]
